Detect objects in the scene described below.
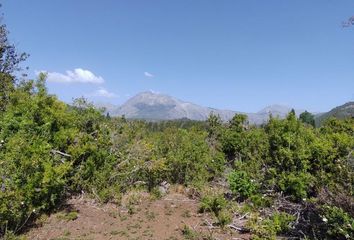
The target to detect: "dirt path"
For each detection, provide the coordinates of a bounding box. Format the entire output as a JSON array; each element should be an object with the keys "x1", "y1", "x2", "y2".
[{"x1": 24, "y1": 192, "x2": 250, "y2": 240}]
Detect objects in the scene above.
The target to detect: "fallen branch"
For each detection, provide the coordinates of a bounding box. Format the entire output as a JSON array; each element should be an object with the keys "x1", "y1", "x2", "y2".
[
  {"x1": 14, "y1": 211, "x2": 32, "y2": 234},
  {"x1": 133, "y1": 181, "x2": 146, "y2": 186},
  {"x1": 51, "y1": 150, "x2": 71, "y2": 158},
  {"x1": 228, "y1": 224, "x2": 249, "y2": 233},
  {"x1": 203, "y1": 219, "x2": 217, "y2": 229},
  {"x1": 162, "y1": 198, "x2": 196, "y2": 202},
  {"x1": 238, "y1": 213, "x2": 249, "y2": 220},
  {"x1": 228, "y1": 224, "x2": 243, "y2": 231}
]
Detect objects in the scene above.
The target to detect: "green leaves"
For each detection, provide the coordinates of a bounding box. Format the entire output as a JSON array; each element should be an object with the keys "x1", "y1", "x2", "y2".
[
  {"x1": 299, "y1": 110, "x2": 315, "y2": 127},
  {"x1": 0, "y1": 77, "x2": 107, "y2": 233},
  {"x1": 278, "y1": 172, "x2": 314, "y2": 201},
  {"x1": 228, "y1": 170, "x2": 258, "y2": 200},
  {"x1": 321, "y1": 205, "x2": 354, "y2": 239},
  {"x1": 157, "y1": 128, "x2": 219, "y2": 185}
]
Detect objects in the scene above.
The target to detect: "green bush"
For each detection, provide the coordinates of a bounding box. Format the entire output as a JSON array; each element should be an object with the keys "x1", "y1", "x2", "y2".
[
  {"x1": 270, "y1": 212, "x2": 295, "y2": 234},
  {"x1": 181, "y1": 225, "x2": 199, "y2": 240},
  {"x1": 199, "y1": 193, "x2": 232, "y2": 228},
  {"x1": 216, "y1": 209, "x2": 232, "y2": 228},
  {"x1": 0, "y1": 77, "x2": 113, "y2": 234},
  {"x1": 157, "y1": 128, "x2": 224, "y2": 185},
  {"x1": 248, "y1": 212, "x2": 295, "y2": 240},
  {"x1": 228, "y1": 170, "x2": 258, "y2": 200},
  {"x1": 321, "y1": 205, "x2": 354, "y2": 239},
  {"x1": 199, "y1": 193, "x2": 227, "y2": 217},
  {"x1": 0, "y1": 78, "x2": 75, "y2": 234},
  {"x1": 278, "y1": 172, "x2": 314, "y2": 201},
  {"x1": 249, "y1": 194, "x2": 273, "y2": 209}
]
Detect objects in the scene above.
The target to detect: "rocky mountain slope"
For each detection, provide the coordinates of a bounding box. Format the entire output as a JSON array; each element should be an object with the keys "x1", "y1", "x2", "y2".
[{"x1": 315, "y1": 101, "x2": 354, "y2": 126}]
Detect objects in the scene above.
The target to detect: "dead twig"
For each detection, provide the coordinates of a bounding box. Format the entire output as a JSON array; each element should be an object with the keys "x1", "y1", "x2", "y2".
[
  {"x1": 238, "y1": 213, "x2": 249, "y2": 220},
  {"x1": 51, "y1": 150, "x2": 71, "y2": 158},
  {"x1": 203, "y1": 219, "x2": 217, "y2": 229},
  {"x1": 162, "y1": 198, "x2": 196, "y2": 202},
  {"x1": 91, "y1": 188, "x2": 102, "y2": 203},
  {"x1": 228, "y1": 224, "x2": 249, "y2": 233}
]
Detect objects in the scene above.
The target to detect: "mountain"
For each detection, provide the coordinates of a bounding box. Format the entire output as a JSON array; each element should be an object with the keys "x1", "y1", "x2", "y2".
[
  {"x1": 257, "y1": 105, "x2": 304, "y2": 118},
  {"x1": 111, "y1": 91, "x2": 238, "y2": 121},
  {"x1": 315, "y1": 102, "x2": 354, "y2": 126},
  {"x1": 94, "y1": 102, "x2": 117, "y2": 114},
  {"x1": 105, "y1": 91, "x2": 304, "y2": 124}
]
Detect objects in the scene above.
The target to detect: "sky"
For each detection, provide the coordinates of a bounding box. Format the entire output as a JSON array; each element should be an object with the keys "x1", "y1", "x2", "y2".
[{"x1": 2, "y1": 0, "x2": 354, "y2": 112}]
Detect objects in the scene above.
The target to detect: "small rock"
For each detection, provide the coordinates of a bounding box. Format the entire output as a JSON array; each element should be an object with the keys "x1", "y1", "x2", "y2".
[{"x1": 158, "y1": 181, "x2": 170, "y2": 195}]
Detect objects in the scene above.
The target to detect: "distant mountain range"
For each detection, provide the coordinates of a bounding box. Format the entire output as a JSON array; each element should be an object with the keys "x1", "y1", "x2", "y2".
[
  {"x1": 97, "y1": 91, "x2": 309, "y2": 124},
  {"x1": 95, "y1": 91, "x2": 353, "y2": 124}
]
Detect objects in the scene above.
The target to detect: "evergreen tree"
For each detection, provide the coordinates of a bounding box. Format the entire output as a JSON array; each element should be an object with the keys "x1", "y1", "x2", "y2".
[
  {"x1": 299, "y1": 110, "x2": 315, "y2": 127},
  {"x1": 0, "y1": 8, "x2": 29, "y2": 111}
]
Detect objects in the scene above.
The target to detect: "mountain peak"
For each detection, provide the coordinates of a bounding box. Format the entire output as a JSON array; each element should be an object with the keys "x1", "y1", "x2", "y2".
[
  {"x1": 126, "y1": 91, "x2": 178, "y2": 106},
  {"x1": 106, "y1": 91, "x2": 317, "y2": 124},
  {"x1": 113, "y1": 91, "x2": 234, "y2": 121},
  {"x1": 137, "y1": 90, "x2": 162, "y2": 96},
  {"x1": 257, "y1": 105, "x2": 304, "y2": 117}
]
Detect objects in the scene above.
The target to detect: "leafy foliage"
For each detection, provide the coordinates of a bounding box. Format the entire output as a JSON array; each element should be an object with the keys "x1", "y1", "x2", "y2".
[
  {"x1": 218, "y1": 111, "x2": 353, "y2": 238},
  {"x1": 321, "y1": 205, "x2": 354, "y2": 239},
  {"x1": 199, "y1": 193, "x2": 227, "y2": 217},
  {"x1": 247, "y1": 212, "x2": 296, "y2": 240},
  {"x1": 199, "y1": 192, "x2": 232, "y2": 227},
  {"x1": 0, "y1": 17, "x2": 29, "y2": 112},
  {"x1": 299, "y1": 110, "x2": 315, "y2": 127},
  {"x1": 228, "y1": 170, "x2": 257, "y2": 200}
]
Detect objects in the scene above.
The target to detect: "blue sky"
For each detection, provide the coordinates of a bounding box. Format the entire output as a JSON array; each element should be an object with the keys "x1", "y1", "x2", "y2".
[{"x1": 3, "y1": 0, "x2": 354, "y2": 112}]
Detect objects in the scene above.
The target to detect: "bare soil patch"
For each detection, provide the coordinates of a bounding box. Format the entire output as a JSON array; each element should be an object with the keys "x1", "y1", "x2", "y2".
[{"x1": 24, "y1": 192, "x2": 250, "y2": 240}]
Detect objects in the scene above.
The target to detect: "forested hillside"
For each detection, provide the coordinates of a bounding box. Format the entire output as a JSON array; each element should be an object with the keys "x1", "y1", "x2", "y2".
[
  {"x1": 315, "y1": 102, "x2": 354, "y2": 126},
  {"x1": 0, "y1": 12, "x2": 353, "y2": 240}
]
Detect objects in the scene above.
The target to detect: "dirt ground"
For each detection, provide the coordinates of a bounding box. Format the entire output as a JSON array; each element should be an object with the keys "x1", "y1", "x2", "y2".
[{"x1": 24, "y1": 191, "x2": 250, "y2": 240}]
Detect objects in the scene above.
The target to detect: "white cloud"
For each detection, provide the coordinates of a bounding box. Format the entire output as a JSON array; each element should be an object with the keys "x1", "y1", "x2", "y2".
[
  {"x1": 89, "y1": 87, "x2": 118, "y2": 98},
  {"x1": 144, "y1": 71, "x2": 154, "y2": 78},
  {"x1": 36, "y1": 68, "x2": 104, "y2": 84}
]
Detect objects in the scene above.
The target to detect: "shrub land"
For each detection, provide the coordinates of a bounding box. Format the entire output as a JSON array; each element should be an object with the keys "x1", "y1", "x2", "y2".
[{"x1": 0, "y1": 16, "x2": 353, "y2": 240}]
